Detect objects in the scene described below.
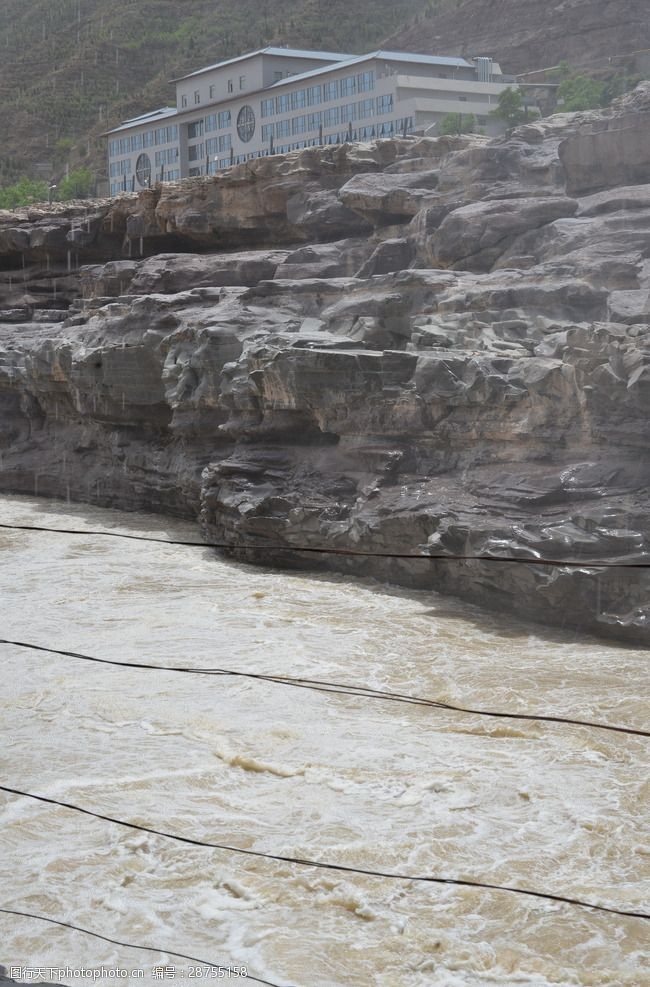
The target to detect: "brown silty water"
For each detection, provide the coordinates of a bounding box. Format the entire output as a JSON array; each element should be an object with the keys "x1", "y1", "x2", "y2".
[{"x1": 0, "y1": 495, "x2": 648, "y2": 987}]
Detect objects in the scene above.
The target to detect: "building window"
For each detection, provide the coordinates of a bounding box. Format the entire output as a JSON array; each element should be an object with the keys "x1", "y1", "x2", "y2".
[
  {"x1": 395, "y1": 116, "x2": 414, "y2": 134},
  {"x1": 236, "y1": 105, "x2": 256, "y2": 142},
  {"x1": 341, "y1": 75, "x2": 357, "y2": 97},
  {"x1": 357, "y1": 70, "x2": 375, "y2": 92},
  {"x1": 276, "y1": 93, "x2": 290, "y2": 114},
  {"x1": 155, "y1": 147, "x2": 179, "y2": 166},
  {"x1": 239, "y1": 75, "x2": 246, "y2": 89},
  {"x1": 307, "y1": 111, "x2": 322, "y2": 131},
  {"x1": 205, "y1": 114, "x2": 218, "y2": 132},
  {"x1": 143, "y1": 131, "x2": 155, "y2": 147},
  {"x1": 261, "y1": 98, "x2": 275, "y2": 118},
  {"x1": 205, "y1": 138, "x2": 218, "y2": 157},
  {"x1": 228, "y1": 79, "x2": 233, "y2": 93},
  {"x1": 341, "y1": 103, "x2": 357, "y2": 123},
  {"x1": 181, "y1": 95, "x2": 188, "y2": 108},
  {"x1": 323, "y1": 80, "x2": 338, "y2": 101},
  {"x1": 377, "y1": 120, "x2": 394, "y2": 136},
  {"x1": 307, "y1": 85, "x2": 322, "y2": 106},
  {"x1": 135, "y1": 153, "x2": 152, "y2": 187},
  {"x1": 217, "y1": 110, "x2": 231, "y2": 128},
  {"x1": 189, "y1": 166, "x2": 203, "y2": 177},
  {"x1": 276, "y1": 119, "x2": 290, "y2": 138},
  {"x1": 262, "y1": 123, "x2": 274, "y2": 142},
  {"x1": 323, "y1": 106, "x2": 339, "y2": 128},
  {"x1": 291, "y1": 89, "x2": 307, "y2": 109},
  {"x1": 273, "y1": 71, "x2": 283, "y2": 82},
  {"x1": 131, "y1": 133, "x2": 143, "y2": 151},
  {"x1": 188, "y1": 120, "x2": 204, "y2": 139},
  {"x1": 188, "y1": 143, "x2": 205, "y2": 162},
  {"x1": 218, "y1": 134, "x2": 232, "y2": 152},
  {"x1": 153, "y1": 127, "x2": 176, "y2": 145},
  {"x1": 209, "y1": 85, "x2": 216, "y2": 99},
  {"x1": 376, "y1": 94, "x2": 393, "y2": 115},
  {"x1": 458, "y1": 95, "x2": 468, "y2": 101},
  {"x1": 358, "y1": 98, "x2": 374, "y2": 119},
  {"x1": 194, "y1": 91, "x2": 201, "y2": 104},
  {"x1": 292, "y1": 115, "x2": 308, "y2": 135},
  {"x1": 219, "y1": 157, "x2": 231, "y2": 169}
]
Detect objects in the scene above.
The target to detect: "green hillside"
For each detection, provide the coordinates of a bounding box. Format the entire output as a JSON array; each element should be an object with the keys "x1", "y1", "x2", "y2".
[{"x1": 0, "y1": 0, "x2": 435, "y2": 187}]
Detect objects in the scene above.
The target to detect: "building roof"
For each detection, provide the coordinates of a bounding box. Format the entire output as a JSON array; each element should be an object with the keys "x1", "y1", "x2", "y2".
[
  {"x1": 171, "y1": 46, "x2": 353, "y2": 83},
  {"x1": 265, "y1": 49, "x2": 474, "y2": 90},
  {"x1": 104, "y1": 107, "x2": 177, "y2": 136}
]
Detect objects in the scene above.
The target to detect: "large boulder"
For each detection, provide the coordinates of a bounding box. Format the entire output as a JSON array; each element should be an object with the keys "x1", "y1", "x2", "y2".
[
  {"x1": 560, "y1": 96, "x2": 650, "y2": 194},
  {"x1": 427, "y1": 195, "x2": 578, "y2": 270}
]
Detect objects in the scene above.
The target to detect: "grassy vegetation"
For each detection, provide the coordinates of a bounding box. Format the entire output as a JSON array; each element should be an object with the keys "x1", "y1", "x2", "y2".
[
  {"x1": 439, "y1": 112, "x2": 477, "y2": 135},
  {"x1": 0, "y1": 177, "x2": 49, "y2": 209},
  {"x1": 0, "y1": 168, "x2": 95, "y2": 207},
  {"x1": 554, "y1": 68, "x2": 643, "y2": 112}
]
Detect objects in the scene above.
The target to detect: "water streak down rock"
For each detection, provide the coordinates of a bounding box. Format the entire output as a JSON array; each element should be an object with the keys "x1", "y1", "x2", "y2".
[{"x1": 2, "y1": 89, "x2": 650, "y2": 643}]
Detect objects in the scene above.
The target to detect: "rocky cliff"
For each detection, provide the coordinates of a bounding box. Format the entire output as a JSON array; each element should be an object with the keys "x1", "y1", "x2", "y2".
[{"x1": 2, "y1": 85, "x2": 650, "y2": 644}]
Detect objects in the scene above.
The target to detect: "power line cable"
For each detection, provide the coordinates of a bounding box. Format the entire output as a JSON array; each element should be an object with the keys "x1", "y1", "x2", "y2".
[
  {"x1": 0, "y1": 521, "x2": 648, "y2": 569},
  {"x1": 0, "y1": 906, "x2": 285, "y2": 987},
  {"x1": 1, "y1": 786, "x2": 647, "y2": 922},
  {"x1": 2, "y1": 637, "x2": 647, "y2": 739}
]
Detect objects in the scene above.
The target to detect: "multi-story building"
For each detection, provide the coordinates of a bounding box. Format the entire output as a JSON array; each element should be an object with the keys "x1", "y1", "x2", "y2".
[{"x1": 105, "y1": 46, "x2": 511, "y2": 195}]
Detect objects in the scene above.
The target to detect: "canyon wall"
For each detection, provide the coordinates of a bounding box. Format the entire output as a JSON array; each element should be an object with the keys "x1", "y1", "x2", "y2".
[{"x1": 1, "y1": 87, "x2": 650, "y2": 643}]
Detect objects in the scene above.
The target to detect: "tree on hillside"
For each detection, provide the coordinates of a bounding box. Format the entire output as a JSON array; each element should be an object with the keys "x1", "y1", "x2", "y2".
[
  {"x1": 557, "y1": 74, "x2": 605, "y2": 111},
  {"x1": 439, "y1": 112, "x2": 477, "y2": 135},
  {"x1": 0, "y1": 176, "x2": 49, "y2": 209},
  {"x1": 58, "y1": 167, "x2": 94, "y2": 201},
  {"x1": 490, "y1": 87, "x2": 528, "y2": 127}
]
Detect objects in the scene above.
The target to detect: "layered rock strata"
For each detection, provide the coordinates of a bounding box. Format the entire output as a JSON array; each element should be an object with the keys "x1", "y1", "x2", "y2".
[{"x1": 2, "y1": 88, "x2": 650, "y2": 642}]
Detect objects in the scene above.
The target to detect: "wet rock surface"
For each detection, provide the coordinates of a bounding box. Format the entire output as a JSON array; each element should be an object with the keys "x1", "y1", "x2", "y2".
[{"x1": 2, "y1": 86, "x2": 650, "y2": 643}]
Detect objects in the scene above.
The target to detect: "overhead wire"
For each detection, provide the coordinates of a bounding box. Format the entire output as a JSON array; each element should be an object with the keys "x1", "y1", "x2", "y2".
[
  {"x1": 1, "y1": 636, "x2": 648, "y2": 739},
  {"x1": 1, "y1": 520, "x2": 649, "y2": 568},
  {"x1": 0, "y1": 906, "x2": 286, "y2": 986},
  {"x1": 1, "y1": 514, "x2": 648, "y2": 968},
  {"x1": 1, "y1": 786, "x2": 648, "y2": 922}
]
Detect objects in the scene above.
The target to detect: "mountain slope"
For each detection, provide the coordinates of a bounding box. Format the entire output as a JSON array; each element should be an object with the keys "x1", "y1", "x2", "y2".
[
  {"x1": 387, "y1": 0, "x2": 650, "y2": 75},
  {"x1": 0, "y1": 0, "x2": 431, "y2": 183},
  {"x1": 2, "y1": 0, "x2": 647, "y2": 187}
]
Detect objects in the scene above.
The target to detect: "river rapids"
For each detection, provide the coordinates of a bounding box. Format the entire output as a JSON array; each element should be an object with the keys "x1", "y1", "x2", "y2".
[{"x1": 0, "y1": 495, "x2": 648, "y2": 987}]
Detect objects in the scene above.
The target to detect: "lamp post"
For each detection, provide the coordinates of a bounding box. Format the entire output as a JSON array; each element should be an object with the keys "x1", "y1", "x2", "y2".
[{"x1": 48, "y1": 184, "x2": 57, "y2": 205}]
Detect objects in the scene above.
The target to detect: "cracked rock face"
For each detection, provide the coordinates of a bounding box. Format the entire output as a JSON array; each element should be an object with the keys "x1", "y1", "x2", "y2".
[{"x1": 2, "y1": 86, "x2": 650, "y2": 643}]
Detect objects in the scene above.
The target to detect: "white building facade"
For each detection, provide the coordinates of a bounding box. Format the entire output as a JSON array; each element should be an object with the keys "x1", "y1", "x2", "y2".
[{"x1": 106, "y1": 47, "x2": 511, "y2": 195}]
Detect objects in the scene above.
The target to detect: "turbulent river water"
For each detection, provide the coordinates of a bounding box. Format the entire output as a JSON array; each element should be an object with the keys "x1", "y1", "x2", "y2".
[{"x1": 0, "y1": 495, "x2": 648, "y2": 987}]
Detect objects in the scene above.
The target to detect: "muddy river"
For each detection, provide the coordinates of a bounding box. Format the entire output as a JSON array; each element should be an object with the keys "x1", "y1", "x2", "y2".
[{"x1": 0, "y1": 495, "x2": 647, "y2": 986}]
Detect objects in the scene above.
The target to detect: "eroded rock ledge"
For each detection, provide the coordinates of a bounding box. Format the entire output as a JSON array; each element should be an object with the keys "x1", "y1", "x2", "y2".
[{"x1": 2, "y1": 86, "x2": 650, "y2": 643}]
